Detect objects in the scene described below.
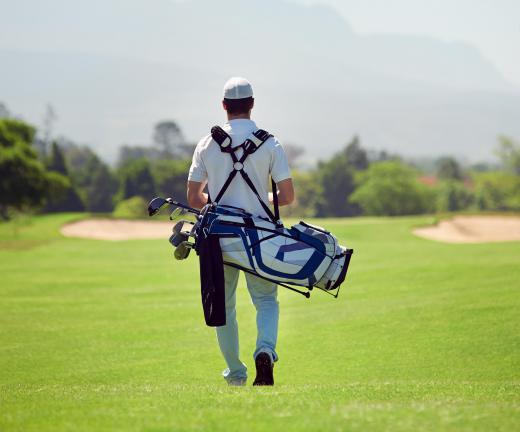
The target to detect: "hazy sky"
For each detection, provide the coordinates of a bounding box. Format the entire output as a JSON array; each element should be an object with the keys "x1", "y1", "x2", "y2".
[
  {"x1": 293, "y1": 0, "x2": 520, "y2": 87},
  {"x1": 2, "y1": 0, "x2": 519, "y2": 162}
]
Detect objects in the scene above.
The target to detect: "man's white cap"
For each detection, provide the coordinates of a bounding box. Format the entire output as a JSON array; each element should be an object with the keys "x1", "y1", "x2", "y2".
[{"x1": 223, "y1": 77, "x2": 254, "y2": 100}]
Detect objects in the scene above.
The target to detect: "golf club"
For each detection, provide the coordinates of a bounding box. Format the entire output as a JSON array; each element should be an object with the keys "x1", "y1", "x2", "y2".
[{"x1": 147, "y1": 197, "x2": 200, "y2": 218}]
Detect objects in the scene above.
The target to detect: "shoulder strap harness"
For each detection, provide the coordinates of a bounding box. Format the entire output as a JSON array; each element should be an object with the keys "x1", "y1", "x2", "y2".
[{"x1": 210, "y1": 126, "x2": 281, "y2": 225}]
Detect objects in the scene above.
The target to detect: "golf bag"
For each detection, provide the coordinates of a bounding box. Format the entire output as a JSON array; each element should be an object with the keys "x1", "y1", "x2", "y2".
[
  {"x1": 195, "y1": 125, "x2": 352, "y2": 300},
  {"x1": 195, "y1": 204, "x2": 352, "y2": 294},
  {"x1": 147, "y1": 125, "x2": 353, "y2": 326}
]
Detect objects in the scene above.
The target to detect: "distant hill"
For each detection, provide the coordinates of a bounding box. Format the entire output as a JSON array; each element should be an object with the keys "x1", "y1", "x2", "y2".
[{"x1": 1, "y1": 0, "x2": 519, "y2": 162}]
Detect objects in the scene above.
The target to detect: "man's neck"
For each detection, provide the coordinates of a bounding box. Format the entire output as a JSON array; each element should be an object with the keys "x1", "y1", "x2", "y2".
[{"x1": 227, "y1": 113, "x2": 251, "y2": 121}]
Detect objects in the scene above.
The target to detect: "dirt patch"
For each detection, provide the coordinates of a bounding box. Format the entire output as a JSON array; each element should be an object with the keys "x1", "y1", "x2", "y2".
[
  {"x1": 61, "y1": 219, "x2": 173, "y2": 240},
  {"x1": 413, "y1": 216, "x2": 520, "y2": 243}
]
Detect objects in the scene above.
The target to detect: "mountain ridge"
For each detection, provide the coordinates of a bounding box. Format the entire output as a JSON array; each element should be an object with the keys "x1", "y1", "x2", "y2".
[{"x1": 1, "y1": 0, "x2": 518, "y2": 162}]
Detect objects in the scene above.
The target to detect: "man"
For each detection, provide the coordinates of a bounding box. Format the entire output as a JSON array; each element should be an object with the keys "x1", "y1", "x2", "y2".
[{"x1": 187, "y1": 77, "x2": 294, "y2": 386}]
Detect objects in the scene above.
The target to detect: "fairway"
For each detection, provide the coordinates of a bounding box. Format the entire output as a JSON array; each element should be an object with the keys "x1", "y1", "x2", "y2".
[{"x1": 1, "y1": 214, "x2": 519, "y2": 431}]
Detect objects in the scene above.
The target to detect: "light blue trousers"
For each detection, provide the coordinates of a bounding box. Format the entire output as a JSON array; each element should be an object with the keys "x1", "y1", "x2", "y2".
[{"x1": 217, "y1": 265, "x2": 279, "y2": 383}]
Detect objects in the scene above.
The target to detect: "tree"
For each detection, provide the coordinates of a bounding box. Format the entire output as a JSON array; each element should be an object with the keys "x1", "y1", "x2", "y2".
[
  {"x1": 0, "y1": 102, "x2": 11, "y2": 118},
  {"x1": 153, "y1": 120, "x2": 184, "y2": 156},
  {"x1": 435, "y1": 180, "x2": 474, "y2": 212},
  {"x1": 118, "y1": 158, "x2": 156, "y2": 201},
  {"x1": 117, "y1": 145, "x2": 163, "y2": 167},
  {"x1": 41, "y1": 104, "x2": 57, "y2": 157},
  {"x1": 177, "y1": 143, "x2": 197, "y2": 160},
  {"x1": 312, "y1": 136, "x2": 371, "y2": 216},
  {"x1": 44, "y1": 142, "x2": 84, "y2": 212},
  {"x1": 436, "y1": 156, "x2": 463, "y2": 180},
  {"x1": 470, "y1": 161, "x2": 500, "y2": 172},
  {"x1": 281, "y1": 170, "x2": 322, "y2": 217},
  {"x1": 367, "y1": 149, "x2": 399, "y2": 163},
  {"x1": 46, "y1": 141, "x2": 68, "y2": 173},
  {"x1": 351, "y1": 161, "x2": 433, "y2": 216},
  {"x1": 60, "y1": 140, "x2": 100, "y2": 191},
  {"x1": 345, "y1": 135, "x2": 368, "y2": 170},
  {"x1": 61, "y1": 140, "x2": 98, "y2": 174},
  {"x1": 0, "y1": 119, "x2": 68, "y2": 219},
  {"x1": 85, "y1": 161, "x2": 118, "y2": 212},
  {"x1": 59, "y1": 141, "x2": 118, "y2": 212},
  {"x1": 315, "y1": 152, "x2": 358, "y2": 217},
  {"x1": 113, "y1": 196, "x2": 148, "y2": 219},
  {"x1": 152, "y1": 159, "x2": 191, "y2": 202},
  {"x1": 474, "y1": 172, "x2": 520, "y2": 211},
  {"x1": 1, "y1": 118, "x2": 35, "y2": 145},
  {"x1": 495, "y1": 135, "x2": 520, "y2": 175}
]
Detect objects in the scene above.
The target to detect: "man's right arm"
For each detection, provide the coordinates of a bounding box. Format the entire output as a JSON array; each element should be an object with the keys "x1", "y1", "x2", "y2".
[
  {"x1": 270, "y1": 138, "x2": 294, "y2": 206},
  {"x1": 270, "y1": 178, "x2": 295, "y2": 206}
]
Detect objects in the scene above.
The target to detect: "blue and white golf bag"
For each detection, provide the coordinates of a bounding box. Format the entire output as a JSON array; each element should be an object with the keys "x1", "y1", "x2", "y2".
[
  {"x1": 151, "y1": 125, "x2": 353, "y2": 326},
  {"x1": 196, "y1": 204, "x2": 352, "y2": 294},
  {"x1": 194, "y1": 126, "x2": 353, "y2": 298}
]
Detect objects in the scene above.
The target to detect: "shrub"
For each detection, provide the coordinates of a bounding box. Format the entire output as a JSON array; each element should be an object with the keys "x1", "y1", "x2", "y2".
[
  {"x1": 112, "y1": 196, "x2": 148, "y2": 219},
  {"x1": 351, "y1": 161, "x2": 434, "y2": 216},
  {"x1": 474, "y1": 172, "x2": 520, "y2": 211},
  {"x1": 435, "y1": 180, "x2": 474, "y2": 212}
]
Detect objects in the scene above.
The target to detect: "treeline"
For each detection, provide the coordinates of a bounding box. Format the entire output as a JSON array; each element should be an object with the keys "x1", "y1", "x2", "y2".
[
  {"x1": 284, "y1": 136, "x2": 520, "y2": 217},
  {"x1": 1, "y1": 112, "x2": 519, "y2": 220},
  {"x1": 0, "y1": 115, "x2": 191, "y2": 219}
]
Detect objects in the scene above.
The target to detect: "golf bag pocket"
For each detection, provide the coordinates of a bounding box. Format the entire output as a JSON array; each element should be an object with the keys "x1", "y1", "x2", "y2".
[{"x1": 198, "y1": 233, "x2": 226, "y2": 327}]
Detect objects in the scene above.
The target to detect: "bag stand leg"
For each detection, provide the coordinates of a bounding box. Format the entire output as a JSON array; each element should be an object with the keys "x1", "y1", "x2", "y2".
[{"x1": 224, "y1": 263, "x2": 311, "y2": 298}]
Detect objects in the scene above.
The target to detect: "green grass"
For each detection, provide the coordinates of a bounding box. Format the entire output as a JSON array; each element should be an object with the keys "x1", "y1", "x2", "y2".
[{"x1": 0, "y1": 213, "x2": 519, "y2": 431}]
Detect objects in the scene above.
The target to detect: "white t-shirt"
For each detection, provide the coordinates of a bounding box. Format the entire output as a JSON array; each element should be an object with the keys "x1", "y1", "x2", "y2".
[{"x1": 188, "y1": 119, "x2": 291, "y2": 218}]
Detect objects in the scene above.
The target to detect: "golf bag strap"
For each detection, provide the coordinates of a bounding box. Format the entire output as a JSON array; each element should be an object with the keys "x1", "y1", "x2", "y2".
[
  {"x1": 211, "y1": 126, "x2": 271, "y2": 155},
  {"x1": 210, "y1": 126, "x2": 232, "y2": 151},
  {"x1": 272, "y1": 178, "x2": 280, "y2": 222},
  {"x1": 238, "y1": 170, "x2": 278, "y2": 223},
  {"x1": 211, "y1": 126, "x2": 280, "y2": 224},
  {"x1": 213, "y1": 169, "x2": 239, "y2": 203}
]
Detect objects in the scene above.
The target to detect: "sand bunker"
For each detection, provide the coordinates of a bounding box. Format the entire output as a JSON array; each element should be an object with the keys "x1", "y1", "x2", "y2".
[
  {"x1": 413, "y1": 216, "x2": 520, "y2": 243},
  {"x1": 62, "y1": 216, "x2": 520, "y2": 243},
  {"x1": 61, "y1": 219, "x2": 173, "y2": 241}
]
